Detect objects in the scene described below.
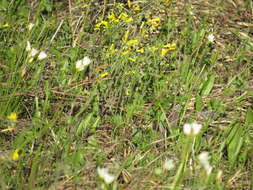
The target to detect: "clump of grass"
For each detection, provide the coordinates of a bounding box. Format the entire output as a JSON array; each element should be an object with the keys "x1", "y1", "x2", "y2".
[{"x1": 0, "y1": 0, "x2": 252, "y2": 189}]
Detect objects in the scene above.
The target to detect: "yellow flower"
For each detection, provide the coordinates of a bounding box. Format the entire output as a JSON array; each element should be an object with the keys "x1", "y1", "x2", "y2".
[
  {"x1": 3, "y1": 23, "x2": 10, "y2": 28},
  {"x1": 106, "y1": 44, "x2": 118, "y2": 57},
  {"x1": 107, "y1": 12, "x2": 119, "y2": 23},
  {"x1": 82, "y1": 4, "x2": 89, "y2": 8},
  {"x1": 132, "y1": 5, "x2": 140, "y2": 11},
  {"x1": 136, "y1": 48, "x2": 144, "y2": 53},
  {"x1": 1, "y1": 126, "x2": 14, "y2": 132},
  {"x1": 126, "y1": 17, "x2": 133, "y2": 23},
  {"x1": 121, "y1": 49, "x2": 130, "y2": 56},
  {"x1": 7, "y1": 113, "x2": 17, "y2": 122},
  {"x1": 119, "y1": 12, "x2": 128, "y2": 21},
  {"x1": 128, "y1": 57, "x2": 136, "y2": 62},
  {"x1": 125, "y1": 88, "x2": 130, "y2": 96},
  {"x1": 116, "y1": 3, "x2": 124, "y2": 9},
  {"x1": 164, "y1": 43, "x2": 176, "y2": 50},
  {"x1": 160, "y1": 48, "x2": 169, "y2": 57},
  {"x1": 147, "y1": 17, "x2": 160, "y2": 27},
  {"x1": 126, "y1": 40, "x2": 138, "y2": 47},
  {"x1": 99, "y1": 72, "x2": 109, "y2": 78},
  {"x1": 122, "y1": 30, "x2": 129, "y2": 43},
  {"x1": 11, "y1": 149, "x2": 19, "y2": 161},
  {"x1": 94, "y1": 20, "x2": 109, "y2": 31},
  {"x1": 127, "y1": 0, "x2": 131, "y2": 8}
]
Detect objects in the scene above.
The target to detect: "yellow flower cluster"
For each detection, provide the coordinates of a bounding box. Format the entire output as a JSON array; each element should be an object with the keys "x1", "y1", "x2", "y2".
[{"x1": 160, "y1": 43, "x2": 176, "y2": 57}]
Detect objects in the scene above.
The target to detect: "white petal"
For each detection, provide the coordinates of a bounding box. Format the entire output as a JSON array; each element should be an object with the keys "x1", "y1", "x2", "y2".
[
  {"x1": 191, "y1": 123, "x2": 202, "y2": 135},
  {"x1": 207, "y1": 34, "x2": 215, "y2": 43},
  {"x1": 30, "y1": 48, "x2": 39, "y2": 57},
  {"x1": 97, "y1": 167, "x2": 115, "y2": 184},
  {"x1": 38, "y1": 51, "x2": 47, "y2": 60},
  {"x1": 183, "y1": 123, "x2": 192, "y2": 135},
  {"x1": 81, "y1": 56, "x2": 91, "y2": 66},
  {"x1": 76, "y1": 60, "x2": 84, "y2": 71}
]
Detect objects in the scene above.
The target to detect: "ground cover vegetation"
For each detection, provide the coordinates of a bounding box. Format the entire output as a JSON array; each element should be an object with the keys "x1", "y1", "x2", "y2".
[{"x1": 0, "y1": 0, "x2": 253, "y2": 189}]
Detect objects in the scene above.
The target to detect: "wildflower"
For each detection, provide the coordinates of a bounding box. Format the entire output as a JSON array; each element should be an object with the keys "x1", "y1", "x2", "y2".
[
  {"x1": 161, "y1": 43, "x2": 176, "y2": 57},
  {"x1": 207, "y1": 34, "x2": 215, "y2": 43},
  {"x1": 99, "y1": 72, "x2": 109, "y2": 78},
  {"x1": 11, "y1": 149, "x2": 19, "y2": 161},
  {"x1": 107, "y1": 12, "x2": 119, "y2": 23},
  {"x1": 132, "y1": 5, "x2": 140, "y2": 11},
  {"x1": 116, "y1": 3, "x2": 124, "y2": 9},
  {"x1": 106, "y1": 44, "x2": 118, "y2": 57},
  {"x1": 7, "y1": 113, "x2": 17, "y2": 122},
  {"x1": 126, "y1": 17, "x2": 133, "y2": 23},
  {"x1": 3, "y1": 23, "x2": 10, "y2": 28},
  {"x1": 94, "y1": 20, "x2": 109, "y2": 31},
  {"x1": 75, "y1": 56, "x2": 91, "y2": 71},
  {"x1": 126, "y1": 40, "x2": 138, "y2": 47},
  {"x1": 198, "y1": 152, "x2": 212, "y2": 175},
  {"x1": 128, "y1": 57, "x2": 136, "y2": 62},
  {"x1": 119, "y1": 12, "x2": 128, "y2": 21},
  {"x1": 121, "y1": 49, "x2": 130, "y2": 56},
  {"x1": 183, "y1": 122, "x2": 202, "y2": 136},
  {"x1": 38, "y1": 51, "x2": 47, "y2": 60},
  {"x1": 127, "y1": 0, "x2": 131, "y2": 8},
  {"x1": 163, "y1": 158, "x2": 175, "y2": 170},
  {"x1": 147, "y1": 17, "x2": 161, "y2": 27},
  {"x1": 164, "y1": 43, "x2": 176, "y2": 51},
  {"x1": 28, "y1": 23, "x2": 34, "y2": 31},
  {"x1": 122, "y1": 30, "x2": 130, "y2": 43},
  {"x1": 161, "y1": 48, "x2": 169, "y2": 57},
  {"x1": 97, "y1": 167, "x2": 115, "y2": 184},
  {"x1": 82, "y1": 4, "x2": 89, "y2": 8},
  {"x1": 136, "y1": 48, "x2": 144, "y2": 53}
]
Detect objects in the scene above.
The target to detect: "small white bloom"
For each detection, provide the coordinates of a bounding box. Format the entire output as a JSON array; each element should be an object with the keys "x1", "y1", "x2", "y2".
[
  {"x1": 38, "y1": 51, "x2": 47, "y2": 60},
  {"x1": 28, "y1": 23, "x2": 34, "y2": 31},
  {"x1": 75, "y1": 56, "x2": 91, "y2": 71},
  {"x1": 30, "y1": 48, "x2": 39, "y2": 57},
  {"x1": 97, "y1": 167, "x2": 115, "y2": 184},
  {"x1": 198, "y1": 152, "x2": 212, "y2": 175},
  {"x1": 163, "y1": 159, "x2": 175, "y2": 170},
  {"x1": 26, "y1": 41, "x2": 31, "y2": 52},
  {"x1": 183, "y1": 122, "x2": 202, "y2": 135},
  {"x1": 207, "y1": 34, "x2": 215, "y2": 43}
]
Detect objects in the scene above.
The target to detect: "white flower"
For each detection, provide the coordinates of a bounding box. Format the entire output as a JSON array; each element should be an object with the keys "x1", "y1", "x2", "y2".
[
  {"x1": 28, "y1": 23, "x2": 34, "y2": 31},
  {"x1": 163, "y1": 158, "x2": 175, "y2": 170},
  {"x1": 75, "y1": 56, "x2": 91, "y2": 71},
  {"x1": 198, "y1": 152, "x2": 212, "y2": 175},
  {"x1": 97, "y1": 167, "x2": 115, "y2": 184},
  {"x1": 183, "y1": 122, "x2": 202, "y2": 135},
  {"x1": 30, "y1": 48, "x2": 39, "y2": 57},
  {"x1": 38, "y1": 51, "x2": 47, "y2": 60},
  {"x1": 207, "y1": 34, "x2": 215, "y2": 43}
]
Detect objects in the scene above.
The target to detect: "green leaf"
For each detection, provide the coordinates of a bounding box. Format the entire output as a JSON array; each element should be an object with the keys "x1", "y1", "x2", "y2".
[
  {"x1": 200, "y1": 75, "x2": 215, "y2": 96},
  {"x1": 245, "y1": 107, "x2": 253, "y2": 126}
]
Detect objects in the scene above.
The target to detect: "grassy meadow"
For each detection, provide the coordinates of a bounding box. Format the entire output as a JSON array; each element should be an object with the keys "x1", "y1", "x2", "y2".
[{"x1": 0, "y1": 0, "x2": 253, "y2": 189}]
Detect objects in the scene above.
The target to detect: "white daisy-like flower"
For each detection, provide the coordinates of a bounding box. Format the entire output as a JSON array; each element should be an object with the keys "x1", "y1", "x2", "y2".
[
  {"x1": 163, "y1": 158, "x2": 175, "y2": 170},
  {"x1": 38, "y1": 51, "x2": 47, "y2": 60},
  {"x1": 75, "y1": 56, "x2": 91, "y2": 71},
  {"x1": 198, "y1": 151, "x2": 212, "y2": 175},
  {"x1": 97, "y1": 167, "x2": 115, "y2": 184},
  {"x1": 207, "y1": 34, "x2": 215, "y2": 43},
  {"x1": 183, "y1": 122, "x2": 202, "y2": 136}
]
